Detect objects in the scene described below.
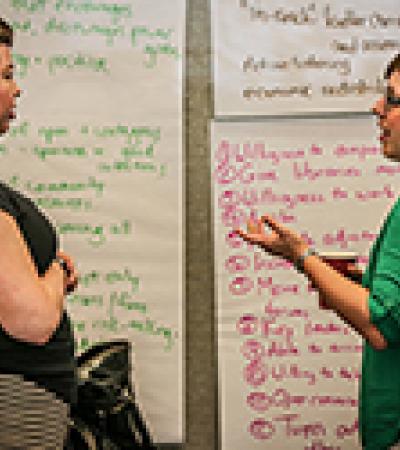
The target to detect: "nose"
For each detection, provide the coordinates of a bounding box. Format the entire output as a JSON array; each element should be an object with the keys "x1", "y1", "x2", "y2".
[
  {"x1": 372, "y1": 97, "x2": 385, "y2": 118},
  {"x1": 13, "y1": 80, "x2": 21, "y2": 98}
]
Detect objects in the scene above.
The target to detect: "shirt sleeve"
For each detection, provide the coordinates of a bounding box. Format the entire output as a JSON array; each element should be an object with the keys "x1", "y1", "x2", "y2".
[{"x1": 368, "y1": 247, "x2": 400, "y2": 346}]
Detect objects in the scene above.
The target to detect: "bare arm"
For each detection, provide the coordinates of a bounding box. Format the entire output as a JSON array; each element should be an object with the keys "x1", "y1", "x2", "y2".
[
  {"x1": 0, "y1": 211, "x2": 64, "y2": 345},
  {"x1": 38, "y1": 261, "x2": 65, "y2": 317},
  {"x1": 300, "y1": 251, "x2": 387, "y2": 350}
]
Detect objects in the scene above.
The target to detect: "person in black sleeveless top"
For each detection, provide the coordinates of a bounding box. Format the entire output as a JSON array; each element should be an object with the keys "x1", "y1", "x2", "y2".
[{"x1": 0, "y1": 18, "x2": 79, "y2": 448}]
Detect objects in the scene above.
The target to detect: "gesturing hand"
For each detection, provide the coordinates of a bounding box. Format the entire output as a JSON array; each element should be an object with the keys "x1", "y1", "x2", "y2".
[{"x1": 235, "y1": 214, "x2": 309, "y2": 264}]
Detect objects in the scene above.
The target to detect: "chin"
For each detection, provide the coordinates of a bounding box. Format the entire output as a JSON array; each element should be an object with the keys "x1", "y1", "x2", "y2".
[{"x1": 383, "y1": 146, "x2": 400, "y2": 162}]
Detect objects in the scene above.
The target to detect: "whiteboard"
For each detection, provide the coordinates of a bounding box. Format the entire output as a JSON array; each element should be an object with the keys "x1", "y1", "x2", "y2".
[
  {"x1": 213, "y1": 0, "x2": 400, "y2": 116},
  {"x1": 1, "y1": 1, "x2": 184, "y2": 444},
  {"x1": 213, "y1": 118, "x2": 400, "y2": 449}
]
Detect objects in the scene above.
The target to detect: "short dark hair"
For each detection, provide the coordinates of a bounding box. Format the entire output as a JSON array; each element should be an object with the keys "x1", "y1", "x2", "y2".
[
  {"x1": 0, "y1": 19, "x2": 13, "y2": 47},
  {"x1": 385, "y1": 53, "x2": 400, "y2": 79}
]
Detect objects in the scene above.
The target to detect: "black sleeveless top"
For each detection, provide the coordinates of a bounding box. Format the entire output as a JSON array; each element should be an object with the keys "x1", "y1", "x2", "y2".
[{"x1": 0, "y1": 181, "x2": 77, "y2": 405}]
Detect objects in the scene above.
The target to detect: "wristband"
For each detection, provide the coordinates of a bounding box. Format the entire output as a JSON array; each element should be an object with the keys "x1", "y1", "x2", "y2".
[{"x1": 294, "y1": 247, "x2": 318, "y2": 272}]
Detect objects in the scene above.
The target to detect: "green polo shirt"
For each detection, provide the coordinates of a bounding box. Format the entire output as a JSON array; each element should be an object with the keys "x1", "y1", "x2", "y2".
[{"x1": 361, "y1": 197, "x2": 400, "y2": 450}]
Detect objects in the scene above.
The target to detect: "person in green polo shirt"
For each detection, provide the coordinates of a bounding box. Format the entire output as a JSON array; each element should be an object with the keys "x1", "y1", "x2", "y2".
[{"x1": 235, "y1": 54, "x2": 400, "y2": 450}]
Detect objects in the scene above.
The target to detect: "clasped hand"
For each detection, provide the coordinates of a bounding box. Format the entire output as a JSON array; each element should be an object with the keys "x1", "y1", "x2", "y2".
[{"x1": 57, "y1": 250, "x2": 79, "y2": 295}]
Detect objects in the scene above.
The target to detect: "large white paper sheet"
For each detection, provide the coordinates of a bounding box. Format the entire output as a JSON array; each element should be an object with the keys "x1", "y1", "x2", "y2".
[
  {"x1": 213, "y1": 118, "x2": 400, "y2": 449},
  {"x1": 213, "y1": 0, "x2": 400, "y2": 115},
  {"x1": 1, "y1": 1, "x2": 184, "y2": 443}
]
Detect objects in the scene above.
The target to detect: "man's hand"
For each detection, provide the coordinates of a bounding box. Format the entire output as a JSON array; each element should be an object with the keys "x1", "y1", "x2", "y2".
[
  {"x1": 57, "y1": 250, "x2": 79, "y2": 294},
  {"x1": 235, "y1": 214, "x2": 308, "y2": 263}
]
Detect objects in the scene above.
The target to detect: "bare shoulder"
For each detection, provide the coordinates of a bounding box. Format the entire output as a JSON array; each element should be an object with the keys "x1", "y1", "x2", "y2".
[
  {"x1": 0, "y1": 209, "x2": 24, "y2": 236},
  {"x1": 0, "y1": 210, "x2": 34, "y2": 266},
  {"x1": 0, "y1": 208, "x2": 18, "y2": 226}
]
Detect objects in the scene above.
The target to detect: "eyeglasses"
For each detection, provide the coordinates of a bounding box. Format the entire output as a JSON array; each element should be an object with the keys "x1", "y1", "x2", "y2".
[
  {"x1": 386, "y1": 93, "x2": 400, "y2": 107},
  {"x1": 383, "y1": 84, "x2": 400, "y2": 110}
]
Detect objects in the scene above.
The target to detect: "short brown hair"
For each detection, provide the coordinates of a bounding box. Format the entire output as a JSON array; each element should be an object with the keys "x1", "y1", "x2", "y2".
[
  {"x1": 0, "y1": 19, "x2": 13, "y2": 47},
  {"x1": 385, "y1": 53, "x2": 400, "y2": 79}
]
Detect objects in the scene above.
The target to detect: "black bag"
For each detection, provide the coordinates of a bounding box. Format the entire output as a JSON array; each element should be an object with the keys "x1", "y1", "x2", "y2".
[{"x1": 69, "y1": 340, "x2": 156, "y2": 449}]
